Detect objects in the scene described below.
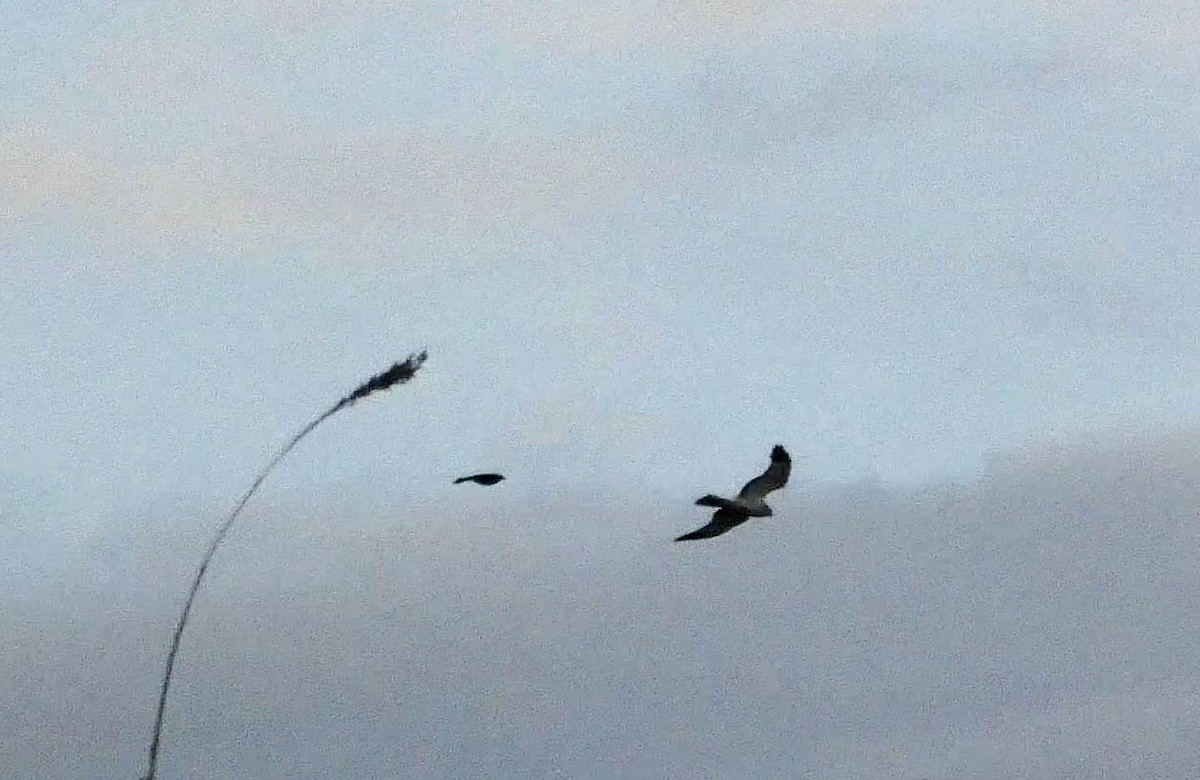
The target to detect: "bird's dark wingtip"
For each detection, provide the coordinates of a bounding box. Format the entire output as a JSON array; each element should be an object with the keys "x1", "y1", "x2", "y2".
[{"x1": 771, "y1": 444, "x2": 790, "y2": 462}]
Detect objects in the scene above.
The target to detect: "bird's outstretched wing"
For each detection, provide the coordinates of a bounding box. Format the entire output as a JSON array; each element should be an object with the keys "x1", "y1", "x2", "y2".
[
  {"x1": 737, "y1": 445, "x2": 790, "y2": 501},
  {"x1": 674, "y1": 508, "x2": 750, "y2": 542},
  {"x1": 453, "y1": 473, "x2": 506, "y2": 485}
]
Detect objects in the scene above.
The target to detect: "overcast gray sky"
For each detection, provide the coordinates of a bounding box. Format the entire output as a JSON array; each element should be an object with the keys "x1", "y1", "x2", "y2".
[{"x1": 4, "y1": 0, "x2": 1200, "y2": 777}]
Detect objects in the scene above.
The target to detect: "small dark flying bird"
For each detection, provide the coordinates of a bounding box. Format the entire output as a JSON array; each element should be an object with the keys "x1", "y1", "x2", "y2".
[
  {"x1": 676, "y1": 445, "x2": 791, "y2": 542},
  {"x1": 453, "y1": 473, "x2": 506, "y2": 486}
]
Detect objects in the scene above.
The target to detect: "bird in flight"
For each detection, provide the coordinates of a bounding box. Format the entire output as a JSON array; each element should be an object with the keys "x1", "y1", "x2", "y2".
[
  {"x1": 453, "y1": 473, "x2": 506, "y2": 486},
  {"x1": 675, "y1": 445, "x2": 791, "y2": 541}
]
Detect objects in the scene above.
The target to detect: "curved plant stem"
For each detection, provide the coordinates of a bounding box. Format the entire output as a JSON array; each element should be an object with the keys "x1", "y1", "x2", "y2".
[{"x1": 142, "y1": 352, "x2": 426, "y2": 780}]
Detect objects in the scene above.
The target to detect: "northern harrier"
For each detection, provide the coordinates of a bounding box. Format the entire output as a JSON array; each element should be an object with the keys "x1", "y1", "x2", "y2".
[
  {"x1": 675, "y1": 445, "x2": 791, "y2": 541},
  {"x1": 453, "y1": 473, "x2": 506, "y2": 486}
]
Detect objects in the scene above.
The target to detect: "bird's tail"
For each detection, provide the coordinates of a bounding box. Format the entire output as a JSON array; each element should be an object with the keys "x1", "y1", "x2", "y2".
[
  {"x1": 452, "y1": 476, "x2": 470, "y2": 484},
  {"x1": 695, "y1": 494, "x2": 739, "y2": 510}
]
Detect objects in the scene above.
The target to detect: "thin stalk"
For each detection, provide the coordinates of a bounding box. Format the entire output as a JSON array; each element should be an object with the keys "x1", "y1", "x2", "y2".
[{"x1": 142, "y1": 352, "x2": 427, "y2": 780}]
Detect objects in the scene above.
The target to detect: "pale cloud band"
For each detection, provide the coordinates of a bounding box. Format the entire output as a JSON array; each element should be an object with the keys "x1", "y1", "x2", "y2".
[{"x1": 4, "y1": 0, "x2": 1196, "y2": 262}]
